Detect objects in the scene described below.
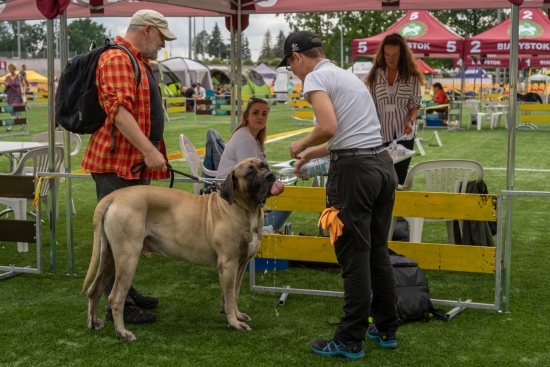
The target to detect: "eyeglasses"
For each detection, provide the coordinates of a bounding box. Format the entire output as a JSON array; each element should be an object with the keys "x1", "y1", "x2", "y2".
[{"x1": 285, "y1": 56, "x2": 294, "y2": 71}]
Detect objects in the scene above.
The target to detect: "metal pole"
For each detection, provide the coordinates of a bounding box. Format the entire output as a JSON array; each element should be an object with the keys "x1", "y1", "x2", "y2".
[
  {"x1": 17, "y1": 21, "x2": 21, "y2": 58},
  {"x1": 47, "y1": 19, "x2": 58, "y2": 274},
  {"x1": 203, "y1": 17, "x2": 206, "y2": 60},
  {"x1": 495, "y1": 9, "x2": 502, "y2": 86},
  {"x1": 502, "y1": 4, "x2": 521, "y2": 313},
  {"x1": 236, "y1": 0, "x2": 243, "y2": 124},
  {"x1": 188, "y1": 17, "x2": 192, "y2": 58},
  {"x1": 340, "y1": 13, "x2": 344, "y2": 68},
  {"x1": 230, "y1": 30, "x2": 235, "y2": 127},
  {"x1": 458, "y1": 57, "x2": 466, "y2": 129},
  {"x1": 230, "y1": 17, "x2": 236, "y2": 131},
  {"x1": 60, "y1": 12, "x2": 75, "y2": 276}
]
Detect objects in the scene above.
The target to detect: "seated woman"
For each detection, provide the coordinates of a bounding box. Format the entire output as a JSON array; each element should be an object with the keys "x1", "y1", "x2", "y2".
[
  {"x1": 216, "y1": 97, "x2": 291, "y2": 231},
  {"x1": 431, "y1": 82, "x2": 449, "y2": 121},
  {"x1": 433, "y1": 82, "x2": 449, "y2": 104}
]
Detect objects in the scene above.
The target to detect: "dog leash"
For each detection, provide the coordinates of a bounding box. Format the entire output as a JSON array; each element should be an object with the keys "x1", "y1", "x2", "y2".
[{"x1": 130, "y1": 162, "x2": 220, "y2": 189}]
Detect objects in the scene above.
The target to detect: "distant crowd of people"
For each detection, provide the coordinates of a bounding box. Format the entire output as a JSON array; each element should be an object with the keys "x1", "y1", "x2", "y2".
[{"x1": 180, "y1": 82, "x2": 232, "y2": 110}]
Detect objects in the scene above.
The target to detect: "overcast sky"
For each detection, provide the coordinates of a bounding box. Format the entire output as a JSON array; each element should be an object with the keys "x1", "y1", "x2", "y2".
[{"x1": 88, "y1": 14, "x2": 291, "y2": 62}]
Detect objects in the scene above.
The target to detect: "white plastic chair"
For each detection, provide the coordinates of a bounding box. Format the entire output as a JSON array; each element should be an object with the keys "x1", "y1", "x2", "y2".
[
  {"x1": 27, "y1": 131, "x2": 82, "y2": 216},
  {"x1": 179, "y1": 134, "x2": 218, "y2": 195},
  {"x1": 0, "y1": 146, "x2": 64, "y2": 252},
  {"x1": 31, "y1": 131, "x2": 82, "y2": 157},
  {"x1": 392, "y1": 159, "x2": 484, "y2": 244},
  {"x1": 488, "y1": 100, "x2": 508, "y2": 129},
  {"x1": 464, "y1": 100, "x2": 489, "y2": 130}
]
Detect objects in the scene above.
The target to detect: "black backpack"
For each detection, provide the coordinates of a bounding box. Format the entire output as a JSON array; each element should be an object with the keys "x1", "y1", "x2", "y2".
[
  {"x1": 389, "y1": 249, "x2": 448, "y2": 323},
  {"x1": 55, "y1": 39, "x2": 142, "y2": 135}
]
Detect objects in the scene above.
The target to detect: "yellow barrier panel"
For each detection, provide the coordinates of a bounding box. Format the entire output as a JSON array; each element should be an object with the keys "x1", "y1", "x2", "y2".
[
  {"x1": 261, "y1": 186, "x2": 498, "y2": 273},
  {"x1": 519, "y1": 115, "x2": 550, "y2": 123},
  {"x1": 518, "y1": 103, "x2": 550, "y2": 111},
  {"x1": 293, "y1": 110, "x2": 314, "y2": 119},
  {"x1": 265, "y1": 187, "x2": 497, "y2": 222},
  {"x1": 294, "y1": 100, "x2": 312, "y2": 108},
  {"x1": 259, "y1": 235, "x2": 496, "y2": 273}
]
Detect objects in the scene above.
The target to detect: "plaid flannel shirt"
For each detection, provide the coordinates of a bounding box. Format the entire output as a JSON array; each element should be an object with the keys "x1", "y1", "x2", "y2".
[{"x1": 81, "y1": 36, "x2": 169, "y2": 180}]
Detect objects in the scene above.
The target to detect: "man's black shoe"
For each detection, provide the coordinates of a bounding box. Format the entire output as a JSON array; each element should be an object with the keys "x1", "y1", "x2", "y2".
[
  {"x1": 106, "y1": 304, "x2": 156, "y2": 324},
  {"x1": 128, "y1": 287, "x2": 159, "y2": 310}
]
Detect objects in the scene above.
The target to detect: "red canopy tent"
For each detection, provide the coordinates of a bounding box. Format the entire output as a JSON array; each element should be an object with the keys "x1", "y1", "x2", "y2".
[
  {"x1": 417, "y1": 58, "x2": 436, "y2": 75},
  {"x1": 0, "y1": 0, "x2": 220, "y2": 20},
  {"x1": 465, "y1": 8, "x2": 550, "y2": 59},
  {"x1": 127, "y1": 0, "x2": 543, "y2": 13},
  {"x1": 351, "y1": 10, "x2": 464, "y2": 60}
]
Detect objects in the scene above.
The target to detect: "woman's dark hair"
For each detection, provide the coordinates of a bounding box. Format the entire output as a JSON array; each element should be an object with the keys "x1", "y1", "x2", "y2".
[
  {"x1": 365, "y1": 33, "x2": 425, "y2": 88},
  {"x1": 433, "y1": 82, "x2": 444, "y2": 90}
]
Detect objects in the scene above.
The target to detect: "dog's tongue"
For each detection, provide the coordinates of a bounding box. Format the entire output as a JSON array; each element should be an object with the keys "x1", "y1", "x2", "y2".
[{"x1": 270, "y1": 180, "x2": 285, "y2": 196}]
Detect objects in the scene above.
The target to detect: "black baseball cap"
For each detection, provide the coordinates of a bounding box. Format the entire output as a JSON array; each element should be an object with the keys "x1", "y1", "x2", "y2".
[{"x1": 277, "y1": 31, "x2": 323, "y2": 69}]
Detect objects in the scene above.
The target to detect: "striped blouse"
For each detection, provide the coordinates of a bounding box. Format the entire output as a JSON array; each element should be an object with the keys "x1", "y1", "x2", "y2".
[{"x1": 369, "y1": 68, "x2": 422, "y2": 143}]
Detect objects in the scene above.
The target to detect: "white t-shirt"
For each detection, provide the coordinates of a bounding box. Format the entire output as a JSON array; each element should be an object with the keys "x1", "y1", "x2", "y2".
[
  {"x1": 195, "y1": 86, "x2": 206, "y2": 98},
  {"x1": 303, "y1": 59, "x2": 382, "y2": 150},
  {"x1": 216, "y1": 126, "x2": 266, "y2": 179}
]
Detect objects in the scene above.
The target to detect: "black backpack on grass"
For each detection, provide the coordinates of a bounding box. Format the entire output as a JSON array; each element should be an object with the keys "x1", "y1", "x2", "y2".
[
  {"x1": 55, "y1": 39, "x2": 141, "y2": 135},
  {"x1": 389, "y1": 249, "x2": 448, "y2": 323}
]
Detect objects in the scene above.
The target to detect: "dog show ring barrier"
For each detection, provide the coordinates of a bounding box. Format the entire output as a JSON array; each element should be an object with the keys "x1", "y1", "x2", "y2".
[
  {"x1": 162, "y1": 97, "x2": 187, "y2": 122},
  {"x1": 251, "y1": 186, "x2": 504, "y2": 318},
  {"x1": 518, "y1": 103, "x2": 550, "y2": 129},
  {"x1": 0, "y1": 175, "x2": 43, "y2": 280}
]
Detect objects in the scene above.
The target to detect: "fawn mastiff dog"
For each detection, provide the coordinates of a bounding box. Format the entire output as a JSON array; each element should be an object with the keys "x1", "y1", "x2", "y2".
[{"x1": 82, "y1": 158, "x2": 284, "y2": 341}]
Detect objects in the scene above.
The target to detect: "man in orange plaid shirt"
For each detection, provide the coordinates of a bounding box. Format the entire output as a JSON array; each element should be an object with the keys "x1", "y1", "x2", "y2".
[{"x1": 81, "y1": 9, "x2": 176, "y2": 325}]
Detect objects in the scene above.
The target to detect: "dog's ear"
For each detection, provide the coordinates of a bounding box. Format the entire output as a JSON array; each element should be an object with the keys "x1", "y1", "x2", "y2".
[{"x1": 220, "y1": 172, "x2": 234, "y2": 204}]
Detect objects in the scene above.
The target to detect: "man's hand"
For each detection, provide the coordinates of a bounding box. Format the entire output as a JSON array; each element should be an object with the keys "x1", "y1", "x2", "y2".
[
  {"x1": 290, "y1": 138, "x2": 306, "y2": 159},
  {"x1": 293, "y1": 157, "x2": 307, "y2": 175},
  {"x1": 144, "y1": 148, "x2": 167, "y2": 172},
  {"x1": 114, "y1": 106, "x2": 167, "y2": 172}
]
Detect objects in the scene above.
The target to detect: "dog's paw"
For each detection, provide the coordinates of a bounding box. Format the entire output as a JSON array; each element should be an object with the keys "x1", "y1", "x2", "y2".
[
  {"x1": 227, "y1": 321, "x2": 252, "y2": 331},
  {"x1": 236, "y1": 312, "x2": 251, "y2": 323},
  {"x1": 88, "y1": 318, "x2": 104, "y2": 330},
  {"x1": 116, "y1": 329, "x2": 137, "y2": 341}
]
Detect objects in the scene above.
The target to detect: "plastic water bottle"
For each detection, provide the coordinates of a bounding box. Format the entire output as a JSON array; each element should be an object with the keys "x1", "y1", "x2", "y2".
[{"x1": 277, "y1": 156, "x2": 330, "y2": 185}]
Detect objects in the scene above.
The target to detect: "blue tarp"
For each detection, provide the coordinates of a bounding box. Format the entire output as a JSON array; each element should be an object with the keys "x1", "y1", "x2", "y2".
[{"x1": 455, "y1": 67, "x2": 489, "y2": 78}]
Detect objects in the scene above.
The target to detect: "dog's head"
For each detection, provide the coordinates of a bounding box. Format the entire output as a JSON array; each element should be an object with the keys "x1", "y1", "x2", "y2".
[{"x1": 220, "y1": 157, "x2": 284, "y2": 208}]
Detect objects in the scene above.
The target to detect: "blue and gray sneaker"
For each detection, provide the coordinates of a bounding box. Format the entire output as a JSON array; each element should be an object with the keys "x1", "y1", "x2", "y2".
[
  {"x1": 310, "y1": 338, "x2": 365, "y2": 359},
  {"x1": 367, "y1": 325, "x2": 398, "y2": 348}
]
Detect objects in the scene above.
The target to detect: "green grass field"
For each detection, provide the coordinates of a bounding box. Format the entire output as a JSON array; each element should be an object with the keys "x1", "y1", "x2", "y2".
[{"x1": 1, "y1": 102, "x2": 550, "y2": 366}]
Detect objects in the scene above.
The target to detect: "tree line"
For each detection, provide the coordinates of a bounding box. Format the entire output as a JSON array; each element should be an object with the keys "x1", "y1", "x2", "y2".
[{"x1": 0, "y1": 10, "x2": 506, "y2": 68}]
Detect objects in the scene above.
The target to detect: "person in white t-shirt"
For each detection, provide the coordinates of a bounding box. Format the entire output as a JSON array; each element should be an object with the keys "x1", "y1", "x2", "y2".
[
  {"x1": 195, "y1": 82, "x2": 206, "y2": 98},
  {"x1": 278, "y1": 31, "x2": 399, "y2": 360}
]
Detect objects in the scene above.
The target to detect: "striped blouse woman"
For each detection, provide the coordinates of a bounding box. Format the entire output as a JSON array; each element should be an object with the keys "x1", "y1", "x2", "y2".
[{"x1": 365, "y1": 33, "x2": 424, "y2": 184}]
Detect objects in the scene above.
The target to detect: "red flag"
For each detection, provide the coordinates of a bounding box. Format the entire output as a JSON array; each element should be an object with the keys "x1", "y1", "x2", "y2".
[{"x1": 36, "y1": 0, "x2": 70, "y2": 19}]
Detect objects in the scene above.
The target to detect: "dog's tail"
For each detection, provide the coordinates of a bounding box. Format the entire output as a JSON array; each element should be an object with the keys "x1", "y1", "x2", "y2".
[{"x1": 81, "y1": 197, "x2": 112, "y2": 294}]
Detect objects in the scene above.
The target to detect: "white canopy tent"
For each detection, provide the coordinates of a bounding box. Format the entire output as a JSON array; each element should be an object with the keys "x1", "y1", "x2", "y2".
[{"x1": 161, "y1": 57, "x2": 213, "y2": 90}]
